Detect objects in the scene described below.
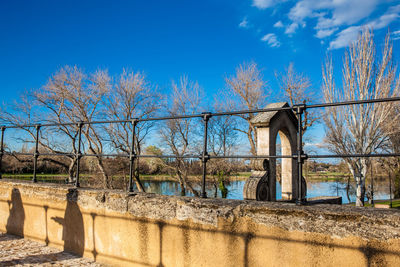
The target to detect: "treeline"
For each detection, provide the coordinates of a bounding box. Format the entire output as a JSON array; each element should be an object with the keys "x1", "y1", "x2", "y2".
[{"x1": 1, "y1": 148, "x2": 250, "y2": 177}]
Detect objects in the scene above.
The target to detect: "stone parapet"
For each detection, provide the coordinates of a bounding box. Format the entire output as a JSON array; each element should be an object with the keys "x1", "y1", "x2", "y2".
[{"x1": 0, "y1": 179, "x2": 399, "y2": 266}]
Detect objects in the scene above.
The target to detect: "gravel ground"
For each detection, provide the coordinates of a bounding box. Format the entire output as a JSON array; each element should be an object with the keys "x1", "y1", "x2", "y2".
[{"x1": 0, "y1": 233, "x2": 106, "y2": 266}]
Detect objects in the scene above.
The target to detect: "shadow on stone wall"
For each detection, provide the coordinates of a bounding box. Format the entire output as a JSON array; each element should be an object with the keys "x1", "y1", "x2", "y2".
[
  {"x1": 6, "y1": 188, "x2": 25, "y2": 236},
  {"x1": 51, "y1": 188, "x2": 84, "y2": 256},
  {"x1": 85, "y1": 212, "x2": 399, "y2": 267}
]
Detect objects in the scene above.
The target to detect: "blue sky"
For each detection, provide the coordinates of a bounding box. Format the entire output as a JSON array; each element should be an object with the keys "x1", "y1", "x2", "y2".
[{"x1": 1, "y1": 0, "x2": 399, "y2": 104}]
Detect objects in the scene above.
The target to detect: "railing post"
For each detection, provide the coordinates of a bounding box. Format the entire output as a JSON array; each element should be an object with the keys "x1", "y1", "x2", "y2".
[
  {"x1": 294, "y1": 105, "x2": 306, "y2": 205},
  {"x1": 75, "y1": 121, "x2": 83, "y2": 188},
  {"x1": 201, "y1": 112, "x2": 211, "y2": 198},
  {"x1": 0, "y1": 126, "x2": 5, "y2": 179},
  {"x1": 32, "y1": 124, "x2": 41, "y2": 183},
  {"x1": 129, "y1": 118, "x2": 144, "y2": 192}
]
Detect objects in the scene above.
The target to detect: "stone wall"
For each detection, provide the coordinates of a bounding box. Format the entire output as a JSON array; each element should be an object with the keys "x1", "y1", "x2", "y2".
[{"x1": 0, "y1": 180, "x2": 399, "y2": 266}]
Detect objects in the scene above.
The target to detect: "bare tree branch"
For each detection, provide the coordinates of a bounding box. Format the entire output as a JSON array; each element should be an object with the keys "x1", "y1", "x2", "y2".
[
  {"x1": 224, "y1": 61, "x2": 268, "y2": 155},
  {"x1": 159, "y1": 76, "x2": 202, "y2": 197},
  {"x1": 322, "y1": 29, "x2": 400, "y2": 206}
]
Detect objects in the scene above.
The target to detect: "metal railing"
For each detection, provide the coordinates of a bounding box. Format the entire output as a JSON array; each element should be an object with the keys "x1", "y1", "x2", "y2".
[{"x1": 0, "y1": 97, "x2": 399, "y2": 205}]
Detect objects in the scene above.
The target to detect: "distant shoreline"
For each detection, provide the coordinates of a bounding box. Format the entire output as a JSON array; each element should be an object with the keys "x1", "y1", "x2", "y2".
[{"x1": 2, "y1": 171, "x2": 390, "y2": 183}]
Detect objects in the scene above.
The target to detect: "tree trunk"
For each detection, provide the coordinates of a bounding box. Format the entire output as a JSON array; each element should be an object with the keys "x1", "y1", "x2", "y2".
[
  {"x1": 355, "y1": 177, "x2": 365, "y2": 207},
  {"x1": 348, "y1": 160, "x2": 367, "y2": 207},
  {"x1": 67, "y1": 158, "x2": 76, "y2": 183},
  {"x1": 134, "y1": 159, "x2": 145, "y2": 192},
  {"x1": 184, "y1": 180, "x2": 200, "y2": 197},
  {"x1": 175, "y1": 166, "x2": 186, "y2": 196},
  {"x1": 181, "y1": 161, "x2": 200, "y2": 197},
  {"x1": 247, "y1": 125, "x2": 257, "y2": 156},
  {"x1": 95, "y1": 157, "x2": 111, "y2": 189},
  {"x1": 394, "y1": 168, "x2": 400, "y2": 199},
  {"x1": 179, "y1": 178, "x2": 186, "y2": 196},
  {"x1": 134, "y1": 178, "x2": 145, "y2": 192},
  {"x1": 212, "y1": 175, "x2": 218, "y2": 198},
  {"x1": 346, "y1": 175, "x2": 351, "y2": 203}
]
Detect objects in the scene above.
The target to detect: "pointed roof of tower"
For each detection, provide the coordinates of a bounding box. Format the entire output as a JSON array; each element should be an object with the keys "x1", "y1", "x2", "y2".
[{"x1": 250, "y1": 102, "x2": 298, "y2": 128}]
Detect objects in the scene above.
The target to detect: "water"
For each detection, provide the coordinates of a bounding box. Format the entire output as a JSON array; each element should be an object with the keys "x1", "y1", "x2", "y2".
[
  {"x1": 8, "y1": 175, "x2": 393, "y2": 204},
  {"x1": 142, "y1": 179, "x2": 392, "y2": 204}
]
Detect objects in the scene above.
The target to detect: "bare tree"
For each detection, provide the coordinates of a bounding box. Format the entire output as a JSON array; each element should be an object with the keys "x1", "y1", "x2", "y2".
[
  {"x1": 0, "y1": 92, "x2": 76, "y2": 177},
  {"x1": 208, "y1": 102, "x2": 238, "y2": 157},
  {"x1": 159, "y1": 76, "x2": 202, "y2": 196},
  {"x1": 43, "y1": 66, "x2": 111, "y2": 187},
  {"x1": 381, "y1": 101, "x2": 400, "y2": 198},
  {"x1": 275, "y1": 63, "x2": 317, "y2": 133},
  {"x1": 0, "y1": 66, "x2": 112, "y2": 187},
  {"x1": 322, "y1": 29, "x2": 400, "y2": 206},
  {"x1": 104, "y1": 69, "x2": 161, "y2": 191},
  {"x1": 225, "y1": 62, "x2": 268, "y2": 155},
  {"x1": 207, "y1": 102, "x2": 239, "y2": 197}
]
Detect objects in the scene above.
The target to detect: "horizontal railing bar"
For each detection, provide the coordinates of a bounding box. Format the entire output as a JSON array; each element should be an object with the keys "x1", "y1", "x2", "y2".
[
  {"x1": 209, "y1": 155, "x2": 293, "y2": 159},
  {"x1": 36, "y1": 152, "x2": 75, "y2": 157},
  {"x1": 308, "y1": 153, "x2": 400, "y2": 158},
  {"x1": 4, "y1": 152, "x2": 75, "y2": 157},
  {"x1": 77, "y1": 154, "x2": 201, "y2": 159},
  {"x1": 139, "y1": 114, "x2": 204, "y2": 122},
  {"x1": 4, "y1": 122, "x2": 77, "y2": 129},
  {"x1": 4, "y1": 152, "x2": 201, "y2": 159},
  {"x1": 136, "y1": 154, "x2": 199, "y2": 159},
  {"x1": 4, "y1": 151, "x2": 399, "y2": 159},
  {"x1": 3, "y1": 97, "x2": 400, "y2": 129},
  {"x1": 83, "y1": 153, "x2": 129, "y2": 157},
  {"x1": 80, "y1": 120, "x2": 130, "y2": 125},
  {"x1": 211, "y1": 106, "x2": 293, "y2": 117},
  {"x1": 307, "y1": 97, "x2": 400, "y2": 109}
]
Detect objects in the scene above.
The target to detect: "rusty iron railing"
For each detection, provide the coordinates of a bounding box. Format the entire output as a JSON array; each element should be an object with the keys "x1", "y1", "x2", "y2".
[{"x1": 0, "y1": 97, "x2": 399, "y2": 205}]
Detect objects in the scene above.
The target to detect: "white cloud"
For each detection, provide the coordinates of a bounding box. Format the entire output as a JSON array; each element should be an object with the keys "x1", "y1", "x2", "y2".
[
  {"x1": 239, "y1": 17, "x2": 249, "y2": 28},
  {"x1": 290, "y1": 0, "x2": 378, "y2": 25},
  {"x1": 288, "y1": 0, "x2": 315, "y2": 22},
  {"x1": 326, "y1": 0, "x2": 378, "y2": 26},
  {"x1": 287, "y1": 0, "x2": 379, "y2": 35},
  {"x1": 285, "y1": 22, "x2": 299, "y2": 34},
  {"x1": 393, "y1": 30, "x2": 400, "y2": 40},
  {"x1": 252, "y1": 0, "x2": 282, "y2": 9},
  {"x1": 329, "y1": 4, "x2": 400, "y2": 49},
  {"x1": 328, "y1": 26, "x2": 361, "y2": 50},
  {"x1": 315, "y1": 27, "x2": 338, "y2": 38},
  {"x1": 368, "y1": 4, "x2": 400, "y2": 29},
  {"x1": 261, "y1": 33, "x2": 281, "y2": 47},
  {"x1": 247, "y1": 0, "x2": 399, "y2": 49},
  {"x1": 273, "y1": 20, "x2": 284, "y2": 28}
]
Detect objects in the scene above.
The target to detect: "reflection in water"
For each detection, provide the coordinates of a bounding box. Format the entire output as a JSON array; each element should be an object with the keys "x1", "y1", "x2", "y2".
[
  {"x1": 141, "y1": 179, "x2": 392, "y2": 204},
  {"x1": 8, "y1": 176, "x2": 391, "y2": 204}
]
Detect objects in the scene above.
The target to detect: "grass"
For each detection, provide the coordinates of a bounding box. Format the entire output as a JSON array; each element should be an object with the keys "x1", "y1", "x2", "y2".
[
  {"x1": 2, "y1": 173, "x2": 68, "y2": 178},
  {"x1": 348, "y1": 199, "x2": 400, "y2": 209},
  {"x1": 365, "y1": 199, "x2": 400, "y2": 209},
  {"x1": 305, "y1": 171, "x2": 350, "y2": 181}
]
